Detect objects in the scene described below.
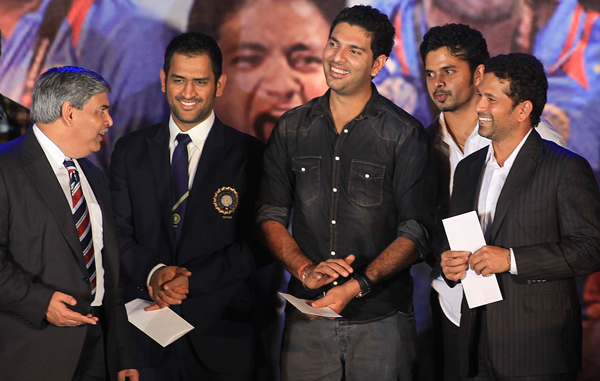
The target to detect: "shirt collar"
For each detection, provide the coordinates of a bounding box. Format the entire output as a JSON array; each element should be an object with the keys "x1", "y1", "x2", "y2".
[
  {"x1": 486, "y1": 128, "x2": 533, "y2": 170},
  {"x1": 168, "y1": 111, "x2": 215, "y2": 146},
  {"x1": 311, "y1": 83, "x2": 384, "y2": 120},
  {"x1": 32, "y1": 124, "x2": 70, "y2": 174},
  {"x1": 438, "y1": 112, "x2": 487, "y2": 155}
]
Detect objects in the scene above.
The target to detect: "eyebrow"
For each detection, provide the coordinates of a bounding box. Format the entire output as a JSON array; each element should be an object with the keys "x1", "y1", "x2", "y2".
[
  {"x1": 329, "y1": 36, "x2": 367, "y2": 52},
  {"x1": 170, "y1": 73, "x2": 210, "y2": 82},
  {"x1": 232, "y1": 43, "x2": 268, "y2": 53},
  {"x1": 288, "y1": 43, "x2": 316, "y2": 53}
]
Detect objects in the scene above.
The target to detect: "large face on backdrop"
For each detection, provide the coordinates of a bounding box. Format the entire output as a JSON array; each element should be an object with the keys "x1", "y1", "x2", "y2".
[{"x1": 214, "y1": 0, "x2": 330, "y2": 142}]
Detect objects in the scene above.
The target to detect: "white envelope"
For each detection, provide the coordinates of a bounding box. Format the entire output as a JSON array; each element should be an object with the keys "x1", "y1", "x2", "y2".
[
  {"x1": 125, "y1": 298, "x2": 194, "y2": 347},
  {"x1": 279, "y1": 292, "x2": 342, "y2": 318},
  {"x1": 442, "y1": 211, "x2": 503, "y2": 308}
]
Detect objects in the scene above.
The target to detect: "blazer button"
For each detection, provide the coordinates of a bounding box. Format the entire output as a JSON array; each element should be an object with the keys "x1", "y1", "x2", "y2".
[{"x1": 83, "y1": 277, "x2": 90, "y2": 284}]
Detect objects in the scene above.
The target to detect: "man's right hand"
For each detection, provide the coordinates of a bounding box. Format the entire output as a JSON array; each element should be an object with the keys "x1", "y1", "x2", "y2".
[
  {"x1": 441, "y1": 250, "x2": 470, "y2": 282},
  {"x1": 45, "y1": 291, "x2": 98, "y2": 327},
  {"x1": 303, "y1": 254, "x2": 356, "y2": 289},
  {"x1": 147, "y1": 266, "x2": 192, "y2": 310}
]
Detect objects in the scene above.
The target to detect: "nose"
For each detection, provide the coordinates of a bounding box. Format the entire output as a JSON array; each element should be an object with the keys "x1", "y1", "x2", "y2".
[
  {"x1": 182, "y1": 80, "x2": 198, "y2": 99},
  {"x1": 434, "y1": 73, "x2": 445, "y2": 89},
  {"x1": 105, "y1": 111, "x2": 113, "y2": 127},
  {"x1": 332, "y1": 47, "x2": 347, "y2": 64},
  {"x1": 475, "y1": 94, "x2": 486, "y2": 114},
  {"x1": 260, "y1": 55, "x2": 303, "y2": 104}
]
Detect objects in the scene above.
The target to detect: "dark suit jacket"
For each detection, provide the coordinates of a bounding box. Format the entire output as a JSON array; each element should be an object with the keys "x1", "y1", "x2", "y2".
[
  {"x1": 109, "y1": 118, "x2": 264, "y2": 374},
  {"x1": 451, "y1": 130, "x2": 600, "y2": 378},
  {"x1": 0, "y1": 128, "x2": 134, "y2": 380}
]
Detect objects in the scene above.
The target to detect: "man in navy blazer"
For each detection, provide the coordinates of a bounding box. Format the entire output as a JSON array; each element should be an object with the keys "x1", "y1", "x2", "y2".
[
  {"x1": 109, "y1": 32, "x2": 264, "y2": 380},
  {"x1": 441, "y1": 53, "x2": 600, "y2": 379}
]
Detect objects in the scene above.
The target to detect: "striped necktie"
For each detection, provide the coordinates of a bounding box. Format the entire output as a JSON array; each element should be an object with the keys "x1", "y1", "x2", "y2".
[
  {"x1": 171, "y1": 134, "x2": 191, "y2": 242},
  {"x1": 64, "y1": 159, "x2": 96, "y2": 295}
]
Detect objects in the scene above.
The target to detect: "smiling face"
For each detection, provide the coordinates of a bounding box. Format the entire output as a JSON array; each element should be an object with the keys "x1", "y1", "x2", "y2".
[
  {"x1": 161, "y1": 52, "x2": 225, "y2": 132},
  {"x1": 323, "y1": 22, "x2": 385, "y2": 97},
  {"x1": 215, "y1": 0, "x2": 330, "y2": 142},
  {"x1": 425, "y1": 47, "x2": 480, "y2": 114},
  {"x1": 70, "y1": 92, "x2": 112, "y2": 158},
  {"x1": 476, "y1": 73, "x2": 519, "y2": 142}
]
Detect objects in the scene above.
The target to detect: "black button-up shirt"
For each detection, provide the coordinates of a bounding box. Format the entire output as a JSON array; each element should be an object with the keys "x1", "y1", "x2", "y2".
[{"x1": 258, "y1": 86, "x2": 436, "y2": 323}]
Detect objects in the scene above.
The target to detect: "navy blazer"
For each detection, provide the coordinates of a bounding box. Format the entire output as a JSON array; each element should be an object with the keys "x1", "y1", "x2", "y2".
[{"x1": 110, "y1": 117, "x2": 264, "y2": 373}]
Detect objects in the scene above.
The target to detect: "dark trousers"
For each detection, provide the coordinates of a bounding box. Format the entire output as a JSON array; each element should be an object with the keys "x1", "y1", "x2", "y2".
[
  {"x1": 72, "y1": 308, "x2": 106, "y2": 381},
  {"x1": 431, "y1": 288, "x2": 462, "y2": 381},
  {"x1": 138, "y1": 334, "x2": 254, "y2": 381},
  {"x1": 466, "y1": 309, "x2": 577, "y2": 381}
]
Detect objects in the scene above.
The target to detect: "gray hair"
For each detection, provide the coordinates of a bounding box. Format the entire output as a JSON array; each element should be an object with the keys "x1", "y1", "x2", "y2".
[{"x1": 30, "y1": 66, "x2": 111, "y2": 124}]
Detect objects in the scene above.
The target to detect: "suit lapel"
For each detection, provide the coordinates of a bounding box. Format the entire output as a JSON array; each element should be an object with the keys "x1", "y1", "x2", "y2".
[
  {"x1": 180, "y1": 118, "x2": 228, "y2": 243},
  {"x1": 490, "y1": 131, "x2": 543, "y2": 242},
  {"x1": 453, "y1": 147, "x2": 487, "y2": 216},
  {"x1": 145, "y1": 122, "x2": 177, "y2": 250},
  {"x1": 21, "y1": 130, "x2": 87, "y2": 274}
]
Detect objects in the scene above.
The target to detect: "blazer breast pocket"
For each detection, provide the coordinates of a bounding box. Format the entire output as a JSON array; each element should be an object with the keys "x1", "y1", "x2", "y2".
[
  {"x1": 292, "y1": 156, "x2": 321, "y2": 203},
  {"x1": 349, "y1": 160, "x2": 385, "y2": 206}
]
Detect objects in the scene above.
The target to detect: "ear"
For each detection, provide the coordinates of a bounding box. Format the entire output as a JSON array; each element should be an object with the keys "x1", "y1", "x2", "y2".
[
  {"x1": 215, "y1": 73, "x2": 227, "y2": 97},
  {"x1": 370, "y1": 54, "x2": 388, "y2": 78},
  {"x1": 61, "y1": 101, "x2": 76, "y2": 127},
  {"x1": 160, "y1": 69, "x2": 166, "y2": 93},
  {"x1": 516, "y1": 100, "x2": 533, "y2": 124},
  {"x1": 473, "y1": 64, "x2": 485, "y2": 87}
]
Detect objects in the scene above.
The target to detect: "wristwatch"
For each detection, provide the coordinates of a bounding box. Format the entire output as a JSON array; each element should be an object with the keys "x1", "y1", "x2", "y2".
[{"x1": 354, "y1": 273, "x2": 372, "y2": 298}]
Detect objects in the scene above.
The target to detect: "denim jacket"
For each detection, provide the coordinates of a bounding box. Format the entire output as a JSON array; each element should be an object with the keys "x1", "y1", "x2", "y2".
[{"x1": 258, "y1": 85, "x2": 436, "y2": 322}]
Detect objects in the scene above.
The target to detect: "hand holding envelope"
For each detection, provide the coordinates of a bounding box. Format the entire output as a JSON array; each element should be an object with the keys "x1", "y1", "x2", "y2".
[{"x1": 442, "y1": 211, "x2": 503, "y2": 308}]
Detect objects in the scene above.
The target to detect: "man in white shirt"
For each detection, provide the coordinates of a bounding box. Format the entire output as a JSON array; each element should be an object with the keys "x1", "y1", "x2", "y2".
[
  {"x1": 419, "y1": 24, "x2": 566, "y2": 381},
  {"x1": 109, "y1": 32, "x2": 265, "y2": 380},
  {"x1": 440, "y1": 53, "x2": 600, "y2": 380},
  {"x1": 0, "y1": 66, "x2": 137, "y2": 380}
]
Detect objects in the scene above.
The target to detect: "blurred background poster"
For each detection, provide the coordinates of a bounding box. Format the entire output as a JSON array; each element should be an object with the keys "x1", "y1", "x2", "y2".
[
  {"x1": 2, "y1": 0, "x2": 596, "y2": 177},
  {"x1": 1, "y1": 1, "x2": 598, "y2": 380}
]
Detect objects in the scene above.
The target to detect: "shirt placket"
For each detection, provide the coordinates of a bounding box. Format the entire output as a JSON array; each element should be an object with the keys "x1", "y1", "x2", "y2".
[{"x1": 328, "y1": 122, "x2": 351, "y2": 287}]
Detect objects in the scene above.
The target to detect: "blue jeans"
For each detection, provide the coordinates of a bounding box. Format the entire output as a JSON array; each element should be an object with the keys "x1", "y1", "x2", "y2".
[{"x1": 281, "y1": 308, "x2": 418, "y2": 381}]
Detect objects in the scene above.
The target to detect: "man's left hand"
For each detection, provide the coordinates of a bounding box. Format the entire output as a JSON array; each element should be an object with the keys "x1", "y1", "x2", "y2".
[
  {"x1": 310, "y1": 278, "x2": 361, "y2": 314},
  {"x1": 118, "y1": 369, "x2": 139, "y2": 381},
  {"x1": 469, "y1": 245, "x2": 510, "y2": 276}
]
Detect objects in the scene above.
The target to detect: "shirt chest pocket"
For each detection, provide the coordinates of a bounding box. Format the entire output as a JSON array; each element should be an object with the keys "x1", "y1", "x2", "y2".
[
  {"x1": 292, "y1": 156, "x2": 321, "y2": 203},
  {"x1": 349, "y1": 160, "x2": 385, "y2": 206}
]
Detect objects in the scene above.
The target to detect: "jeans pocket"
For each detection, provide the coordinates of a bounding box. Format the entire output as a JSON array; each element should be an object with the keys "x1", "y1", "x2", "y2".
[
  {"x1": 349, "y1": 160, "x2": 385, "y2": 206},
  {"x1": 292, "y1": 156, "x2": 321, "y2": 202}
]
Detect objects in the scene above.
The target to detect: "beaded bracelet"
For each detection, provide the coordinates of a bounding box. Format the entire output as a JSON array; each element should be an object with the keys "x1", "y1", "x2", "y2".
[{"x1": 301, "y1": 262, "x2": 316, "y2": 290}]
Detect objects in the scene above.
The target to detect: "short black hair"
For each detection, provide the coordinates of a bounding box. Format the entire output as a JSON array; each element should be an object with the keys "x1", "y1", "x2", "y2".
[
  {"x1": 419, "y1": 23, "x2": 489, "y2": 74},
  {"x1": 484, "y1": 53, "x2": 548, "y2": 127},
  {"x1": 163, "y1": 32, "x2": 223, "y2": 82},
  {"x1": 329, "y1": 5, "x2": 395, "y2": 59},
  {"x1": 187, "y1": 0, "x2": 345, "y2": 40}
]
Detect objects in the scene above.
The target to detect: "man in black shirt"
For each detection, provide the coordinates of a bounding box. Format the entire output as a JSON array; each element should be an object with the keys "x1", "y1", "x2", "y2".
[{"x1": 258, "y1": 5, "x2": 436, "y2": 380}]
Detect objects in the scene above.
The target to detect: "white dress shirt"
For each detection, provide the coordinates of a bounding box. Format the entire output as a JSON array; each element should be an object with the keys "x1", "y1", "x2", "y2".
[
  {"x1": 477, "y1": 129, "x2": 533, "y2": 275},
  {"x1": 147, "y1": 112, "x2": 215, "y2": 285},
  {"x1": 33, "y1": 125, "x2": 105, "y2": 306}
]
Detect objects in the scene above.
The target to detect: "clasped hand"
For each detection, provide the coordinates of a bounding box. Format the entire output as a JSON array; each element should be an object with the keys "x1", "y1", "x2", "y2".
[
  {"x1": 441, "y1": 245, "x2": 510, "y2": 281},
  {"x1": 147, "y1": 266, "x2": 192, "y2": 311},
  {"x1": 303, "y1": 254, "x2": 355, "y2": 290},
  {"x1": 301, "y1": 255, "x2": 360, "y2": 315}
]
